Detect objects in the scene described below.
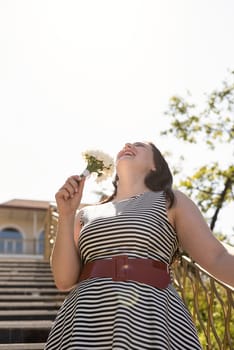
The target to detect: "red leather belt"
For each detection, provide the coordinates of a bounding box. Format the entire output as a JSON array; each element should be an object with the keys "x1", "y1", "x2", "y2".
[{"x1": 78, "y1": 255, "x2": 171, "y2": 289}]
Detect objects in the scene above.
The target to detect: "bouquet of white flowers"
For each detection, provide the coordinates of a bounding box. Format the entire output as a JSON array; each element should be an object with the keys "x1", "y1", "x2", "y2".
[{"x1": 80, "y1": 149, "x2": 114, "y2": 183}]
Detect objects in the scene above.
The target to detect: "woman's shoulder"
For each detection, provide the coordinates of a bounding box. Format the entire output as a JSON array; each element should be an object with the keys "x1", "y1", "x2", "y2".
[
  {"x1": 77, "y1": 202, "x2": 100, "y2": 212},
  {"x1": 172, "y1": 189, "x2": 194, "y2": 206},
  {"x1": 75, "y1": 203, "x2": 95, "y2": 223},
  {"x1": 171, "y1": 189, "x2": 203, "y2": 220},
  {"x1": 167, "y1": 189, "x2": 193, "y2": 216}
]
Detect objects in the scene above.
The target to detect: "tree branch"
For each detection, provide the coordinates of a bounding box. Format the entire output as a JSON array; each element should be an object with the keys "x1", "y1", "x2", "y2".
[{"x1": 210, "y1": 178, "x2": 233, "y2": 231}]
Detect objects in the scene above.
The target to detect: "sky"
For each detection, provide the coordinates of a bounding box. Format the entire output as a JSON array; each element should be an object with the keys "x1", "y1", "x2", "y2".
[{"x1": 0, "y1": 0, "x2": 233, "y2": 238}]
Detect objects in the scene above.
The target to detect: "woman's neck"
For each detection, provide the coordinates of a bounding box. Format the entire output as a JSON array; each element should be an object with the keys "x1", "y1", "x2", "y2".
[{"x1": 114, "y1": 177, "x2": 150, "y2": 201}]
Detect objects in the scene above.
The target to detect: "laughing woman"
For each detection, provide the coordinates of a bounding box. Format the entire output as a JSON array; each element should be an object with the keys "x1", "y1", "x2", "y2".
[{"x1": 44, "y1": 141, "x2": 234, "y2": 350}]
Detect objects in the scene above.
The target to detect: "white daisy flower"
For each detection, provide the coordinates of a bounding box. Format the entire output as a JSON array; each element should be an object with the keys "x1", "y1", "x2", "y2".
[{"x1": 81, "y1": 149, "x2": 114, "y2": 183}]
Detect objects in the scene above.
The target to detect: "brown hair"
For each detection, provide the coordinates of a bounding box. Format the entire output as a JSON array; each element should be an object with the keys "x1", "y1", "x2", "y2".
[{"x1": 102, "y1": 142, "x2": 175, "y2": 208}]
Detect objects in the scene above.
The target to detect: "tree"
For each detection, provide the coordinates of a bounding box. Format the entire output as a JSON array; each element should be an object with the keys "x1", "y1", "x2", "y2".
[
  {"x1": 162, "y1": 73, "x2": 234, "y2": 348},
  {"x1": 161, "y1": 70, "x2": 234, "y2": 238}
]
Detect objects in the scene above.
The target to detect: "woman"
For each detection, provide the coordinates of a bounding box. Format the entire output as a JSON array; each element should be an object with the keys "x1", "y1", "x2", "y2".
[{"x1": 45, "y1": 141, "x2": 234, "y2": 350}]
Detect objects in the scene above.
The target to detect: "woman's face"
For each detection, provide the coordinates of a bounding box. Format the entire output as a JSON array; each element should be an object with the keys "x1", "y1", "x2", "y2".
[{"x1": 116, "y1": 141, "x2": 156, "y2": 174}]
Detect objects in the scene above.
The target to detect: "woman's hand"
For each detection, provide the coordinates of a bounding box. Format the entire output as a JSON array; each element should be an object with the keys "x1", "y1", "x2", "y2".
[{"x1": 55, "y1": 175, "x2": 86, "y2": 216}]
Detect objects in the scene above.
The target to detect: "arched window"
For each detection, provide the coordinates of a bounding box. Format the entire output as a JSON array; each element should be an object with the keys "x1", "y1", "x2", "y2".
[
  {"x1": 37, "y1": 230, "x2": 45, "y2": 255},
  {"x1": 0, "y1": 228, "x2": 23, "y2": 254}
]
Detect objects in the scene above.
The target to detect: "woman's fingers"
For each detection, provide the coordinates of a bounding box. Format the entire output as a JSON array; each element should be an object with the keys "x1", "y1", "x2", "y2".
[
  {"x1": 55, "y1": 175, "x2": 86, "y2": 215},
  {"x1": 57, "y1": 175, "x2": 85, "y2": 201},
  {"x1": 63, "y1": 180, "x2": 76, "y2": 198}
]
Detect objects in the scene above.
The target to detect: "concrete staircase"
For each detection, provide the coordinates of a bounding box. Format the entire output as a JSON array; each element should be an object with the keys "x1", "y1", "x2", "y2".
[{"x1": 0, "y1": 259, "x2": 68, "y2": 350}]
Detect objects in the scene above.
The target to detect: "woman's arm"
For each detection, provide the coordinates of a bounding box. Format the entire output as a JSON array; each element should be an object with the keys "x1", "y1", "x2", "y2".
[
  {"x1": 50, "y1": 175, "x2": 85, "y2": 291},
  {"x1": 173, "y1": 190, "x2": 234, "y2": 287}
]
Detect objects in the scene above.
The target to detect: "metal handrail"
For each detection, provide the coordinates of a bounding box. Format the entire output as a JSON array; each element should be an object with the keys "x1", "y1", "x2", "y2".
[{"x1": 172, "y1": 255, "x2": 234, "y2": 349}]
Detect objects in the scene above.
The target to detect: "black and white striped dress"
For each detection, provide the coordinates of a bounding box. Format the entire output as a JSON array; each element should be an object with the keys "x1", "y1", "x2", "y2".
[{"x1": 45, "y1": 191, "x2": 202, "y2": 349}]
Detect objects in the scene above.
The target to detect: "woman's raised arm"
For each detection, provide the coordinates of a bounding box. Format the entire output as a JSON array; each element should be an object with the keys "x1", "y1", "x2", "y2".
[
  {"x1": 173, "y1": 190, "x2": 234, "y2": 287},
  {"x1": 50, "y1": 175, "x2": 85, "y2": 291}
]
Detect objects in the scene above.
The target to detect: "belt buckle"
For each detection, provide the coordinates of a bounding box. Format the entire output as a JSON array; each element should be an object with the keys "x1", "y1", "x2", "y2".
[{"x1": 112, "y1": 255, "x2": 129, "y2": 281}]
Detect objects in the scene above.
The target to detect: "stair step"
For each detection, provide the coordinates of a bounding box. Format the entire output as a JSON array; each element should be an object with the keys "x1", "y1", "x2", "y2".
[
  {"x1": 0, "y1": 309, "x2": 57, "y2": 321},
  {"x1": 0, "y1": 281, "x2": 55, "y2": 287},
  {"x1": 0, "y1": 301, "x2": 63, "y2": 310},
  {"x1": 0, "y1": 320, "x2": 51, "y2": 343},
  {"x1": 0, "y1": 264, "x2": 51, "y2": 268},
  {"x1": 0, "y1": 343, "x2": 45, "y2": 349},
  {"x1": 0, "y1": 259, "x2": 49, "y2": 263},
  {"x1": 0, "y1": 320, "x2": 52, "y2": 328},
  {"x1": 0, "y1": 259, "x2": 64, "y2": 344},
  {"x1": 0, "y1": 270, "x2": 51, "y2": 275},
  {"x1": 0, "y1": 276, "x2": 54, "y2": 281},
  {"x1": 0, "y1": 287, "x2": 66, "y2": 295},
  {"x1": 0, "y1": 265, "x2": 51, "y2": 269},
  {"x1": 0, "y1": 271, "x2": 52, "y2": 276},
  {"x1": 0, "y1": 294, "x2": 66, "y2": 301}
]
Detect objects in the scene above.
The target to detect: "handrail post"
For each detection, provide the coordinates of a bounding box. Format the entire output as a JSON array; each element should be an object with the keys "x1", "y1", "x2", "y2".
[{"x1": 44, "y1": 203, "x2": 58, "y2": 261}]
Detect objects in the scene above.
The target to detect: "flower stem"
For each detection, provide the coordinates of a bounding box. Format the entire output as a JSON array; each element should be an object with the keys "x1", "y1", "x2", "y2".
[{"x1": 80, "y1": 169, "x2": 90, "y2": 178}]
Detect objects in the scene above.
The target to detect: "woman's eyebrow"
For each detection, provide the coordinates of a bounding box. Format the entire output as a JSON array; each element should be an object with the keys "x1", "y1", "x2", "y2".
[{"x1": 133, "y1": 142, "x2": 147, "y2": 147}]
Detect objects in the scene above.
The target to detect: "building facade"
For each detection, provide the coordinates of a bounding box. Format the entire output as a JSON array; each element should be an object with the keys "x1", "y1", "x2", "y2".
[{"x1": 0, "y1": 199, "x2": 50, "y2": 258}]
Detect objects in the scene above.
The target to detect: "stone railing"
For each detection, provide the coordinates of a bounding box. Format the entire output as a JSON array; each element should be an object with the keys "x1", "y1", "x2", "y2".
[{"x1": 44, "y1": 203, "x2": 234, "y2": 349}]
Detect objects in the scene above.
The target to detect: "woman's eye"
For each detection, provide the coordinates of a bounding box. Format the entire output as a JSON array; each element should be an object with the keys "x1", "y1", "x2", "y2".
[{"x1": 133, "y1": 142, "x2": 146, "y2": 148}]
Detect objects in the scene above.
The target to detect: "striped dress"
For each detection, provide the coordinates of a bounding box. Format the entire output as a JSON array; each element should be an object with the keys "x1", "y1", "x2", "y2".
[{"x1": 44, "y1": 191, "x2": 202, "y2": 350}]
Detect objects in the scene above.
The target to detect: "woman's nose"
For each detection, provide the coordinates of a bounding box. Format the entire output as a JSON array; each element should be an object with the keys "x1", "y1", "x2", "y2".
[{"x1": 124, "y1": 143, "x2": 132, "y2": 149}]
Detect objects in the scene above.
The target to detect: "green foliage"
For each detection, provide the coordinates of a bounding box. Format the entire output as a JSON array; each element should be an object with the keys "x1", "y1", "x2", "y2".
[
  {"x1": 179, "y1": 163, "x2": 234, "y2": 230},
  {"x1": 162, "y1": 70, "x2": 234, "y2": 149},
  {"x1": 162, "y1": 70, "x2": 234, "y2": 232}
]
